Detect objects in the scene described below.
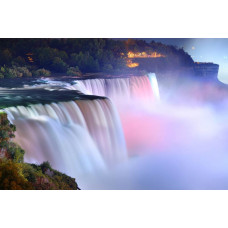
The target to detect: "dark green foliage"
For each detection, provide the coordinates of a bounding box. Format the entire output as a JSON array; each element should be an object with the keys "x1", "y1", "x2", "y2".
[
  {"x1": 40, "y1": 161, "x2": 52, "y2": 172},
  {"x1": 102, "y1": 64, "x2": 113, "y2": 73},
  {"x1": 12, "y1": 56, "x2": 27, "y2": 66},
  {"x1": 0, "y1": 38, "x2": 194, "y2": 78},
  {"x1": 0, "y1": 158, "x2": 79, "y2": 190},
  {"x1": 0, "y1": 66, "x2": 32, "y2": 78},
  {"x1": 0, "y1": 49, "x2": 13, "y2": 65},
  {"x1": 34, "y1": 47, "x2": 68, "y2": 70},
  {"x1": 7, "y1": 142, "x2": 25, "y2": 163},
  {"x1": 0, "y1": 160, "x2": 33, "y2": 190},
  {"x1": 14, "y1": 66, "x2": 32, "y2": 77},
  {"x1": 0, "y1": 113, "x2": 25, "y2": 163},
  {"x1": 22, "y1": 163, "x2": 40, "y2": 183},
  {"x1": 67, "y1": 66, "x2": 81, "y2": 76},
  {"x1": 5, "y1": 68, "x2": 21, "y2": 78},
  {"x1": 0, "y1": 113, "x2": 16, "y2": 148},
  {"x1": 50, "y1": 57, "x2": 68, "y2": 73},
  {"x1": 22, "y1": 162, "x2": 79, "y2": 190},
  {"x1": 69, "y1": 52, "x2": 99, "y2": 73},
  {"x1": 33, "y1": 68, "x2": 51, "y2": 77},
  {"x1": 34, "y1": 47, "x2": 58, "y2": 68}
]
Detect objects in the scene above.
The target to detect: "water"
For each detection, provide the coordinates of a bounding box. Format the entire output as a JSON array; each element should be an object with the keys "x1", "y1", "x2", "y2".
[
  {"x1": 3, "y1": 74, "x2": 228, "y2": 189},
  {"x1": 71, "y1": 75, "x2": 157, "y2": 105},
  {"x1": 5, "y1": 98, "x2": 127, "y2": 176},
  {"x1": 3, "y1": 74, "x2": 159, "y2": 188},
  {"x1": 75, "y1": 77, "x2": 228, "y2": 189}
]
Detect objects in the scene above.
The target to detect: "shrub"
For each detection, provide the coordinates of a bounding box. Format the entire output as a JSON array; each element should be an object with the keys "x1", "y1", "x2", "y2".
[
  {"x1": 14, "y1": 66, "x2": 32, "y2": 77},
  {"x1": 0, "y1": 49, "x2": 12, "y2": 65},
  {"x1": 22, "y1": 164, "x2": 37, "y2": 183},
  {"x1": 102, "y1": 63, "x2": 113, "y2": 73},
  {"x1": 1, "y1": 66, "x2": 32, "y2": 78},
  {"x1": 12, "y1": 56, "x2": 26, "y2": 66},
  {"x1": 33, "y1": 68, "x2": 51, "y2": 77},
  {"x1": 0, "y1": 72, "x2": 4, "y2": 78},
  {"x1": 69, "y1": 52, "x2": 100, "y2": 73},
  {"x1": 0, "y1": 66, "x2": 5, "y2": 73},
  {"x1": 50, "y1": 57, "x2": 68, "y2": 73},
  {"x1": 66, "y1": 66, "x2": 81, "y2": 76},
  {"x1": 7, "y1": 142, "x2": 25, "y2": 163},
  {"x1": 0, "y1": 160, "x2": 33, "y2": 190},
  {"x1": 5, "y1": 68, "x2": 21, "y2": 78},
  {"x1": 0, "y1": 112, "x2": 16, "y2": 149},
  {"x1": 40, "y1": 161, "x2": 52, "y2": 172}
]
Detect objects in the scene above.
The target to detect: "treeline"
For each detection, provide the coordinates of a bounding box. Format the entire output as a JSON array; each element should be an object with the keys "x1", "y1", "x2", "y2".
[
  {"x1": 125, "y1": 39, "x2": 194, "y2": 68},
  {"x1": 0, "y1": 38, "x2": 194, "y2": 78}
]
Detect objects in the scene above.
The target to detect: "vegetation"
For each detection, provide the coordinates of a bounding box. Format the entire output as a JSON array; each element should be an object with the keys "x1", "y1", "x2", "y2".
[
  {"x1": 67, "y1": 66, "x2": 81, "y2": 76},
  {"x1": 0, "y1": 38, "x2": 194, "y2": 78},
  {"x1": 0, "y1": 112, "x2": 79, "y2": 190},
  {"x1": 0, "y1": 160, "x2": 33, "y2": 190},
  {"x1": 33, "y1": 68, "x2": 51, "y2": 77}
]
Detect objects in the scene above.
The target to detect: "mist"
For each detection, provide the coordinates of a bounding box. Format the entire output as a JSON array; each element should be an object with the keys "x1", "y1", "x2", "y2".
[{"x1": 78, "y1": 77, "x2": 228, "y2": 189}]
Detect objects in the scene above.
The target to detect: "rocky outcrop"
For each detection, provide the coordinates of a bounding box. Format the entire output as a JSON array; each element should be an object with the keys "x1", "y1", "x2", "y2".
[{"x1": 194, "y1": 62, "x2": 219, "y2": 80}]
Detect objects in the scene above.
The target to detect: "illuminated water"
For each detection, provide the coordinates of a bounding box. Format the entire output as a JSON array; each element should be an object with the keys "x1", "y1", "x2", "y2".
[
  {"x1": 3, "y1": 75, "x2": 157, "y2": 184},
  {"x1": 2, "y1": 73, "x2": 228, "y2": 189}
]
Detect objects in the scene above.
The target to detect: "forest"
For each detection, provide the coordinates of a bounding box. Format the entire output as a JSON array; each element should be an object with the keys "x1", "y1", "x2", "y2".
[{"x1": 0, "y1": 38, "x2": 194, "y2": 78}]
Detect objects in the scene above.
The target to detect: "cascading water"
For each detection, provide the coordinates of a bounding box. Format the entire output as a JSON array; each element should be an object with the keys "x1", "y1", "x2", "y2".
[
  {"x1": 3, "y1": 74, "x2": 159, "y2": 187},
  {"x1": 70, "y1": 75, "x2": 158, "y2": 105},
  {"x1": 4, "y1": 73, "x2": 228, "y2": 190},
  {"x1": 5, "y1": 98, "x2": 127, "y2": 178}
]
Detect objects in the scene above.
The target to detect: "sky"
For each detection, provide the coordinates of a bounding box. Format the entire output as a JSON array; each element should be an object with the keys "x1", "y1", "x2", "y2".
[
  {"x1": 144, "y1": 38, "x2": 228, "y2": 84},
  {"x1": 115, "y1": 38, "x2": 228, "y2": 84}
]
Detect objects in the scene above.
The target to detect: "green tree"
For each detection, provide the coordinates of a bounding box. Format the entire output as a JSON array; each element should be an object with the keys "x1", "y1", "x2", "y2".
[
  {"x1": 33, "y1": 68, "x2": 51, "y2": 77},
  {"x1": 0, "y1": 49, "x2": 13, "y2": 65},
  {"x1": 0, "y1": 113, "x2": 16, "y2": 149},
  {"x1": 102, "y1": 64, "x2": 113, "y2": 73},
  {"x1": 67, "y1": 66, "x2": 81, "y2": 76},
  {"x1": 12, "y1": 56, "x2": 26, "y2": 66},
  {"x1": 0, "y1": 113, "x2": 25, "y2": 162},
  {"x1": 34, "y1": 47, "x2": 57, "y2": 68},
  {"x1": 0, "y1": 160, "x2": 33, "y2": 190},
  {"x1": 7, "y1": 142, "x2": 25, "y2": 163},
  {"x1": 50, "y1": 57, "x2": 68, "y2": 73},
  {"x1": 15, "y1": 66, "x2": 32, "y2": 77},
  {"x1": 40, "y1": 161, "x2": 52, "y2": 172}
]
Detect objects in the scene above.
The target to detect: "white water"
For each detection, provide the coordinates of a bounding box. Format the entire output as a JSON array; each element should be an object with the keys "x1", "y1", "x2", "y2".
[
  {"x1": 6, "y1": 73, "x2": 228, "y2": 190},
  {"x1": 5, "y1": 98, "x2": 127, "y2": 177},
  {"x1": 7, "y1": 73, "x2": 228, "y2": 190},
  {"x1": 4, "y1": 74, "x2": 161, "y2": 187},
  {"x1": 71, "y1": 75, "x2": 158, "y2": 105}
]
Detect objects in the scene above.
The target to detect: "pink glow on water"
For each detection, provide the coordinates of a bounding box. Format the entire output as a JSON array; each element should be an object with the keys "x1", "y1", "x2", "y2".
[
  {"x1": 7, "y1": 74, "x2": 228, "y2": 189},
  {"x1": 120, "y1": 109, "x2": 168, "y2": 154}
]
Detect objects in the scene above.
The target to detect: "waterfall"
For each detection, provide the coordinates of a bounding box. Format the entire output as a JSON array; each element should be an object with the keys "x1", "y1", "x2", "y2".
[
  {"x1": 4, "y1": 74, "x2": 159, "y2": 180},
  {"x1": 5, "y1": 98, "x2": 127, "y2": 178},
  {"x1": 70, "y1": 75, "x2": 158, "y2": 105}
]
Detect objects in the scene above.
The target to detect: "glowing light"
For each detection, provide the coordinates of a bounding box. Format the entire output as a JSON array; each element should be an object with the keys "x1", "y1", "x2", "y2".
[
  {"x1": 127, "y1": 51, "x2": 165, "y2": 58},
  {"x1": 192, "y1": 46, "x2": 195, "y2": 50},
  {"x1": 26, "y1": 53, "x2": 34, "y2": 63},
  {"x1": 126, "y1": 59, "x2": 139, "y2": 68}
]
